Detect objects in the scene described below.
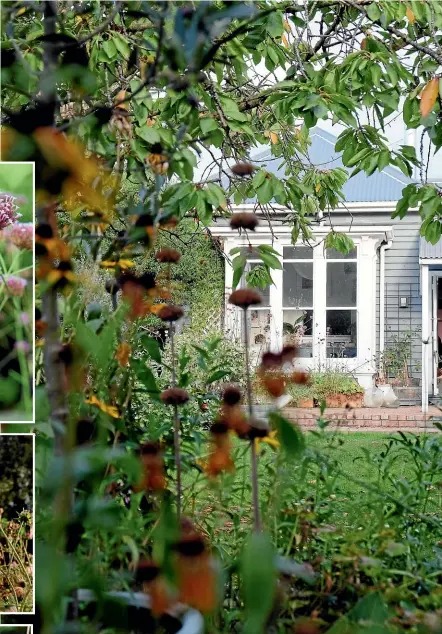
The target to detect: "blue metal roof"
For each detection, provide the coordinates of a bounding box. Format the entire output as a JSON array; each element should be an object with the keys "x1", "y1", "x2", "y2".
[{"x1": 241, "y1": 127, "x2": 413, "y2": 203}]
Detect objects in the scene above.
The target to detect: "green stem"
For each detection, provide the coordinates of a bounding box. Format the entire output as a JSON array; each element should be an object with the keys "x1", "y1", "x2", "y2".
[{"x1": 243, "y1": 309, "x2": 261, "y2": 532}]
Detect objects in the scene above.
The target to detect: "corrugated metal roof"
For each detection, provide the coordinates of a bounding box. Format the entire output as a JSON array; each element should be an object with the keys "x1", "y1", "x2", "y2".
[
  {"x1": 420, "y1": 236, "x2": 442, "y2": 259},
  {"x1": 223, "y1": 127, "x2": 413, "y2": 204}
]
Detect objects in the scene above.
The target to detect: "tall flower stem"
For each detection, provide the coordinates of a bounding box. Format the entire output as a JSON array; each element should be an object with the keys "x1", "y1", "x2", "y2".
[
  {"x1": 243, "y1": 309, "x2": 261, "y2": 532},
  {"x1": 170, "y1": 323, "x2": 182, "y2": 521}
]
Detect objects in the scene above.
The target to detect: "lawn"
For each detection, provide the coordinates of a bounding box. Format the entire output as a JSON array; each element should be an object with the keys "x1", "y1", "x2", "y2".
[{"x1": 183, "y1": 430, "x2": 442, "y2": 552}]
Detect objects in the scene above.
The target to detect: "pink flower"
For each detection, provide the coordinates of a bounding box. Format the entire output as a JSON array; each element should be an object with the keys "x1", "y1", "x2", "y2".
[
  {"x1": 4, "y1": 275, "x2": 27, "y2": 297},
  {"x1": 5, "y1": 222, "x2": 33, "y2": 250},
  {"x1": 0, "y1": 194, "x2": 21, "y2": 230},
  {"x1": 19, "y1": 312, "x2": 30, "y2": 325},
  {"x1": 14, "y1": 340, "x2": 31, "y2": 354}
]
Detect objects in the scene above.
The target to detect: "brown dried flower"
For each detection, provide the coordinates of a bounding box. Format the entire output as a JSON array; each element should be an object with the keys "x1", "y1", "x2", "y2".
[
  {"x1": 161, "y1": 387, "x2": 190, "y2": 406},
  {"x1": 230, "y1": 212, "x2": 259, "y2": 231},
  {"x1": 155, "y1": 248, "x2": 181, "y2": 263},
  {"x1": 222, "y1": 385, "x2": 242, "y2": 406},
  {"x1": 231, "y1": 162, "x2": 255, "y2": 176},
  {"x1": 229, "y1": 288, "x2": 261, "y2": 309},
  {"x1": 157, "y1": 304, "x2": 184, "y2": 322}
]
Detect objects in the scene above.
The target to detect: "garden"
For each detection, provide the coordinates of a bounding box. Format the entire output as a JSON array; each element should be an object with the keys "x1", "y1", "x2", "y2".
[
  {"x1": 2, "y1": 0, "x2": 442, "y2": 632},
  {"x1": 0, "y1": 163, "x2": 33, "y2": 421},
  {"x1": 0, "y1": 434, "x2": 34, "y2": 613}
]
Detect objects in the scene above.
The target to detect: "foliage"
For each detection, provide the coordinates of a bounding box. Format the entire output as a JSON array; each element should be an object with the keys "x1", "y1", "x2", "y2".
[
  {"x1": 0, "y1": 435, "x2": 33, "y2": 520},
  {"x1": 0, "y1": 167, "x2": 33, "y2": 420},
  {"x1": 285, "y1": 369, "x2": 363, "y2": 405},
  {"x1": 0, "y1": 511, "x2": 33, "y2": 613},
  {"x1": 377, "y1": 329, "x2": 419, "y2": 385},
  {"x1": 3, "y1": 0, "x2": 442, "y2": 632}
]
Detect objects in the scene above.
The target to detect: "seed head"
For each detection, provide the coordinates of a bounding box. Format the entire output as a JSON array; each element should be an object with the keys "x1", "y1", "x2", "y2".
[
  {"x1": 230, "y1": 213, "x2": 259, "y2": 231},
  {"x1": 229, "y1": 288, "x2": 261, "y2": 309},
  {"x1": 157, "y1": 304, "x2": 184, "y2": 322},
  {"x1": 231, "y1": 162, "x2": 255, "y2": 177},
  {"x1": 160, "y1": 387, "x2": 189, "y2": 406},
  {"x1": 155, "y1": 248, "x2": 181, "y2": 263}
]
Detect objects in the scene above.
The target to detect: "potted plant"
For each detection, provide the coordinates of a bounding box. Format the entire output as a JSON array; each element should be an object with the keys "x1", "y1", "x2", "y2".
[
  {"x1": 283, "y1": 314, "x2": 307, "y2": 347},
  {"x1": 288, "y1": 383, "x2": 315, "y2": 408},
  {"x1": 313, "y1": 371, "x2": 363, "y2": 408}
]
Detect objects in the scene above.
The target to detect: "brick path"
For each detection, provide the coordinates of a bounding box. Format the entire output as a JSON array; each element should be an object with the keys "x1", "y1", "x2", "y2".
[{"x1": 283, "y1": 405, "x2": 442, "y2": 432}]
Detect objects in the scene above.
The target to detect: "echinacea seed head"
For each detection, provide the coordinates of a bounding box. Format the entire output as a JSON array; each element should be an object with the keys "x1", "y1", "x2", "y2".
[
  {"x1": 230, "y1": 212, "x2": 259, "y2": 231},
  {"x1": 174, "y1": 535, "x2": 206, "y2": 557},
  {"x1": 105, "y1": 279, "x2": 120, "y2": 294},
  {"x1": 160, "y1": 387, "x2": 189, "y2": 406},
  {"x1": 140, "y1": 441, "x2": 161, "y2": 456},
  {"x1": 157, "y1": 304, "x2": 184, "y2": 322},
  {"x1": 135, "y1": 560, "x2": 161, "y2": 583},
  {"x1": 210, "y1": 421, "x2": 229, "y2": 435},
  {"x1": 281, "y1": 344, "x2": 297, "y2": 363},
  {"x1": 222, "y1": 385, "x2": 242, "y2": 406},
  {"x1": 155, "y1": 247, "x2": 181, "y2": 263},
  {"x1": 229, "y1": 289, "x2": 261, "y2": 309},
  {"x1": 261, "y1": 351, "x2": 282, "y2": 370},
  {"x1": 231, "y1": 162, "x2": 255, "y2": 177}
]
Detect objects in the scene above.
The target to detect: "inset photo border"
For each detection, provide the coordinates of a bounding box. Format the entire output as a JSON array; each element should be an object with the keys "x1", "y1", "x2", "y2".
[
  {"x1": 0, "y1": 433, "x2": 34, "y2": 614},
  {"x1": 0, "y1": 626, "x2": 33, "y2": 634},
  {"x1": 0, "y1": 163, "x2": 34, "y2": 423}
]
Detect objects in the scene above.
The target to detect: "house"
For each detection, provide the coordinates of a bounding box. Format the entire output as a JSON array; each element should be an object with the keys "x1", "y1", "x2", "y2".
[{"x1": 208, "y1": 127, "x2": 438, "y2": 412}]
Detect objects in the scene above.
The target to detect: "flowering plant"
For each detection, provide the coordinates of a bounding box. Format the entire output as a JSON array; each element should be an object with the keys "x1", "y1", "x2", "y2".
[{"x1": 0, "y1": 186, "x2": 33, "y2": 421}]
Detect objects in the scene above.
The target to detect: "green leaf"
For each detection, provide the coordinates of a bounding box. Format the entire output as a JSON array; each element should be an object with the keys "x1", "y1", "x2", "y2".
[
  {"x1": 266, "y1": 11, "x2": 284, "y2": 37},
  {"x1": 200, "y1": 116, "x2": 219, "y2": 134},
  {"x1": 139, "y1": 335, "x2": 162, "y2": 363},
  {"x1": 102, "y1": 38, "x2": 117, "y2": 59},
  {"x1": 269, "y1": 412, "x2": 305, "y2": 459},
  {"x1": 136, "y1": 126, "x2": 161, "y2": 144},
  {"x1": 241, "y1": 532, "x2": 277, "y2": 634},
  {"x1": 131, "y1": 360, "x2": 160, "y2": 399},
  {"x1": 324, "y1": 232, "x2": 355, "y2": 255},
  {"x1": 256, "y1": 178, "x2": 274, "y2": 204},
  {"x1": 113, "y1": 34, "x2": 130, "y2": 60},
  {"x1": 206, "y1": 369, "x2": 230, "y2": 384}
]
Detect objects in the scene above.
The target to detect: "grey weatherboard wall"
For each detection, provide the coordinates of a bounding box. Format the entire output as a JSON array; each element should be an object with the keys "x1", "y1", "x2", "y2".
[{"x1": 219, "y1": 126, "x2": 424, "y2": 381}]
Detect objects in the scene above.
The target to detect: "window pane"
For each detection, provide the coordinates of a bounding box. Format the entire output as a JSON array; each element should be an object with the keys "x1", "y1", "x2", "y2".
[
  {"x1": 283, "y1": 262, "x2": 313, "y2": 307},
  {"x1": 247, "y1": 310, "x2": 271, "y2": 356},
  {"x1": 283, "y1": 246, "x2": 313, "y2": 259},
  {"x1": 326, "y1": 247, "x2": 357, "y2": 259},
  {"x1": 283, "y1": 309, "x2": 313, "y2": 358},
  {"x1": 242, "y1": 263, "x2": 270, "y2": 305},
  {"x1": 326, "y1": 310, "x2": 357, "y2": 358},
  {"x1": 326, "y1": 262, "x2": 357, "y2": 307}
]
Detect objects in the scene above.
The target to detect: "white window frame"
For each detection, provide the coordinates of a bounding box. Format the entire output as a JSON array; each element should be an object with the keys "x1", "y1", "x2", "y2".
[{"x1": 222, "y1": 224, "x2": 392, "y2": 384}]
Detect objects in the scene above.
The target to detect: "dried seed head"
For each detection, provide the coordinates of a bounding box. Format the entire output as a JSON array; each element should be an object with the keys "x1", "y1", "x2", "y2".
[
  {"x1": 291, "y1": 371, "x2": 310, "y2": 385},
  {"x1": 230, "y1": 212, "x2": 259, "y2": 231},
  {"x1": 157, "y1": 304, "x2": 184, "y2": 322},
  {"x1": 229, "y1": 288, "x2": 261, "y2": 309},
  {"x1": 155, "y1": 247, "x2": 181, "y2": 263},
  {"x1": 262, "y1": 375, "x2": 286, "y2": 398},
  {"x1": 35, "y1": 223, "x2": 54, "y2": 239},
  {"x1": 105, "y1": 279, "x2": 120, "y2": 294},
  {"x1": 261, "y1": 351, "x2": 282, "y2": 369},
  {"x1": 231, "y1": 162, "x2": 255, "y2": 176},
  {"x1": 140, "y1": 441, "x2": 161, "y2": 456},
  {"x1": 281, "y1": 344, "x2": 297, "y2": 363},
  {"x1": 135, "y1": 559, "x2": 161, "y2": 583},
  {"x1": 175, "y1": 535, "x2": 206, "y2": 557},
  {"x1": 222, "y1": 385, "x2": 242, "y2": 406},
  {"x1": 239, "y1": 417, "x2": 269, "y2": 440},
  {"x1": 210, "y1": 420, "x2": 229, "y2": 436},
  {"x1": 160, "y1": 387, "x2": 189, "y2": 406}
]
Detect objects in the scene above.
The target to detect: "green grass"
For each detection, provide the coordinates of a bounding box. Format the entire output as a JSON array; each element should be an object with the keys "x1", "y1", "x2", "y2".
[{"x1": 182, "y1": 431, "x2": 442, "y2": 539}]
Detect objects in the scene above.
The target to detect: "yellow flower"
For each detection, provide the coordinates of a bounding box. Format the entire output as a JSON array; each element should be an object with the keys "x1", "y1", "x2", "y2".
[
  {"x1": 255, "y1": 430, "x2": 280, "y2": 451},
  {"x1": 101, "y1": 259, "x2": 135, "y2": 270},
  {"x1": 85, "y1": 395, "x2": 120, "y2": 418}
]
